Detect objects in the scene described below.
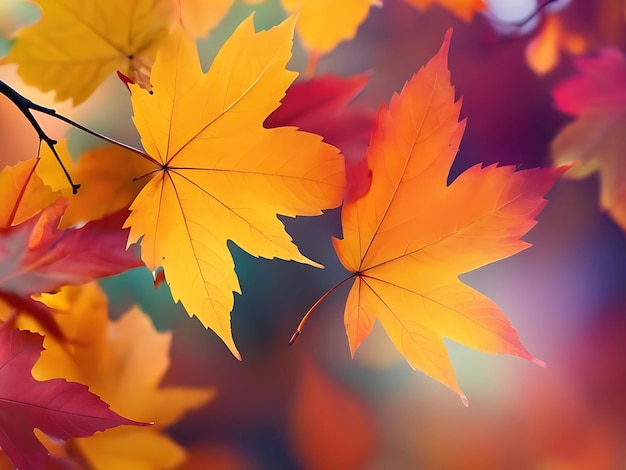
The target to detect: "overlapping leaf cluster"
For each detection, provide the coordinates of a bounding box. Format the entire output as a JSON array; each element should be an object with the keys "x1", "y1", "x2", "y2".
[{"x1": 0, "y1": 0, "x2": 591, "y2": 467}]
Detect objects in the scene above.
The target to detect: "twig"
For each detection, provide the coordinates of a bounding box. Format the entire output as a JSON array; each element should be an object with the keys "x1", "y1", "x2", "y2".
[
  {"x1": 0, "y1": 80, "x2": 158, "y2": 193},
  {"x1": 288, "y1": 274, "x2": 356, "y2": 345},
  {"x1": 487, "y1": 0, "x2": 562, "y2": 30},
  {"x1": 513, "y1": 0, "x2": 561, "y2": 28}
]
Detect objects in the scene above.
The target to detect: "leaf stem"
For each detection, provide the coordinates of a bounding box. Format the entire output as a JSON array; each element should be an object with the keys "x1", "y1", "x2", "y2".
[{"x1": 288, "y1": 273, "x2": 356, "y2": 345}]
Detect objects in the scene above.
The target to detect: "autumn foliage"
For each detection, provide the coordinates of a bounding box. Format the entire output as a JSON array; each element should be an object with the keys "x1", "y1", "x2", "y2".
[{"x1": 1, "y1": 0, "x2": 624, "y2": 468}]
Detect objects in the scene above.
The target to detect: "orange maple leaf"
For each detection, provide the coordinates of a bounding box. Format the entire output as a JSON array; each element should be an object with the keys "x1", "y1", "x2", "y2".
[
  {"x1": 289, "y1": 355, "x2": 377, "y2": 469},
  {"x1": 294, "y1": 30, "x2": 568, "y2": 403},
  {"x1": 124, "y1": 18, "x2": 345, "y2": 358},
  {"x1": 551, "y1": 48, "x2": 626, "y2": 230}
]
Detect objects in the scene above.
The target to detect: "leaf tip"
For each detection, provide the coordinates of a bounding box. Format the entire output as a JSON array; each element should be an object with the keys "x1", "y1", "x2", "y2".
[
  {"x1": 460, "y1": 393, "x2": 469, "y2": 407},
  {"x1": 532, "y1": 357, "x2": 547, "y2": 368},
  {"x1": 128, "y1": 419, "x2": 153, "y2": 427},
  {"x1": 116, "y1": 71, "x2": 134, "y2": 93},
  {"x1": 442, "y1": 27, "x2": 454, "y2": 53},
  {"x1": 556, "y1": 161, "x2": 578, "y2": 175}
]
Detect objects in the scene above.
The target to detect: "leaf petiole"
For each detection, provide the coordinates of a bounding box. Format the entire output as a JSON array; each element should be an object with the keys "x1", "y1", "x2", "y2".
[{"x1": 288, "y1": 273, "x2": 356, "y2": 346}]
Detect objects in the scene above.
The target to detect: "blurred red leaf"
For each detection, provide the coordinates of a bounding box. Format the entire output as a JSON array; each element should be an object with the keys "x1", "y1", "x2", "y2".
[
  {"x1": 289, "y1": 356, "x2": 377, "y2": 470},
  {"x1": 0, "y1": 158, "x2": 142, "y2": 337},
  {"x1": 266, "y1": 74, "x2": 374, "y2": 201},
  {"x1": 551, "y1": 48, "x2": 626, "y2": 229},
  {"x1": 0, "y1": 158, "x2": 59, "y2": 228},
  {"x1": 0, "y1": 199, "x2": 143, "y2": 301},
  {"x1": 0, "y1": 322, "x2": 145, "y2": 470},
  {"x1": 553, "y1": 49, "x2": 626, "y2": 115}
]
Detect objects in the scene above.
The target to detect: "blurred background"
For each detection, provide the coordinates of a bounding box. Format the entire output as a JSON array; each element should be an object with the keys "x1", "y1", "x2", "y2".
[{"x1": 1, "y1": 0, "x2": 626, "y2": 468}]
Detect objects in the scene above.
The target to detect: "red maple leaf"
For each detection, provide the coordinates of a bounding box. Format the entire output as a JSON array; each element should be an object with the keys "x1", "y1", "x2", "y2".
[{"x1": 0, "y1": 199, "x2": 143, "y2": 330}]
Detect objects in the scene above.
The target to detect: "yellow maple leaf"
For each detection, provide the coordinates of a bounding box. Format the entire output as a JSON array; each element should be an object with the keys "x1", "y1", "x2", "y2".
[
  {"x1": 174, "y1": 0, "x2": 234, "y2": 38},
  {"x1": 330, "y1": 30, "x2": 568, "y2": 403},
  {"x1": 3, "y1": 0, "x2": 173, "y2": 104},
  {"x1": 402, "y1": 0, "x2": 486, "y2": 21},
  {"x1": 124, "y1": 17, "x2": 345, "y2": 358},
  {"x1": 30, "y1": 283, "x2": 214, "y2": 470}
]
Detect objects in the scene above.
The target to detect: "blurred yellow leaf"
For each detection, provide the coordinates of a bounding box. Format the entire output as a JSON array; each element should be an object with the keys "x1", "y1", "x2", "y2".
[
  {"x1": 124, "y1": 17, "x2": 345, "y2": 358},
  {"x1": 3, "y1": 0, "x2": 173, "y2": 104},
  {"x1": 32, "y1": 283, "x2": 214, "y2": 470},
  {"x1": 174, "y1": 0, "x2": 233, "y2": 38},
  {"x1": 281, "y1": 0, "x2": 379, "y2": 70},
  {"x1": 551, "y1": 48, "x2": 626, "y2": 230},
  {"x1": 526, "y1": 15, "x2": 587, "y2": 75}
]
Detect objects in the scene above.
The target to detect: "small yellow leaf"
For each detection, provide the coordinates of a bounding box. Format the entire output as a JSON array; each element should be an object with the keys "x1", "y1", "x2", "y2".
[
  {"x1": 526, "y1": 15, "x2": 587, "y2": 76},
  {"x1": 281, "y1": 0, "x2": 378, "y2": 55},
  {"x1": 175, "y1": 0, "x2": 234, "y2": 38}
]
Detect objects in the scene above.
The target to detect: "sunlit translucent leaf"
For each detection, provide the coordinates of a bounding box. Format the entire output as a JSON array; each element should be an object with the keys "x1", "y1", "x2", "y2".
[{"x1": 332, "y1": 30, "x2": 568, "y2": 402}]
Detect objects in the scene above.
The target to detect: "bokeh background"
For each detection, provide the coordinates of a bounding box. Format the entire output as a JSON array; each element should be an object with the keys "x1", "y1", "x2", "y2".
[{"x1": 1, "y1": 0, "x2": 626, "y2": 468}]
